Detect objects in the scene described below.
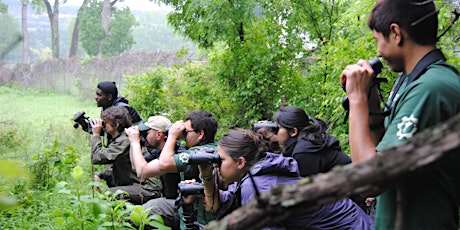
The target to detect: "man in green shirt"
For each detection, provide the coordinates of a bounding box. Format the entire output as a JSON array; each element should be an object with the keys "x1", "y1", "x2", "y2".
[
  {"x1": 159, "y1": 110, "x2": 218, "y2": 229},
  {"x1": 340, "y1": 0, "x2": 460, "y2": 229}
]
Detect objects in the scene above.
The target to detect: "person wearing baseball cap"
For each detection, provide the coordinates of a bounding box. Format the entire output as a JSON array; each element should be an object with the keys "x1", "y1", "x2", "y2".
[
  {"x1": 137, "y1": 116, "x2": 171, "y2": 133},
  {"x1": 126, "y1": 115, "x2": 185, "y2": 230}
]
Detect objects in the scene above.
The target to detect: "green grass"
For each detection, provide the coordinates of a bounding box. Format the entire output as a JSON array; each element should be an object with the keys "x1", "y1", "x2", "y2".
[
  {"x1": 0, "y1": 84, "x2": 103, "y2": 229},
  {"x1": 0, "y1": 84, "x2": 100, "y2": 158},
  {"x1": 0, "y1": 85, "x2": 162, "y2": 230}
]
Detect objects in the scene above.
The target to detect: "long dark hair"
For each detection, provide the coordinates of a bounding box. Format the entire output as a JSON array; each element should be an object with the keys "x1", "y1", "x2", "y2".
[
  {"x1": 273, "y1": 106, "x2": 328, "y2": 145},
  {"x1": 218, "y1": 129, "x2": 272, "y2": 168}
]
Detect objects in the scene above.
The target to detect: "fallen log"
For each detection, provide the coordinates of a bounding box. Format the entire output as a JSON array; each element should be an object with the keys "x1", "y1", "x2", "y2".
[{"x1": 205, "y1": 112, "x2": 460, "y2": 230}]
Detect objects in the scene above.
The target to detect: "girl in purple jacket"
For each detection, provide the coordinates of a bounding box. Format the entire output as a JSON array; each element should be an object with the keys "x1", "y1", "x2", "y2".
[{"x1": 199, "y1": 129, "x2": 372, "y2": 229}]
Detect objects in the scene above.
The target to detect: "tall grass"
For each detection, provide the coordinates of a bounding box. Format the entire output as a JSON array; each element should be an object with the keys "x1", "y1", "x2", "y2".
[
  {"x1": 0, "y1": 84, "x2": 101, "y2": 228},
  {"x1": 0, "y1": 84, "x2": 100, "y2": 159}
]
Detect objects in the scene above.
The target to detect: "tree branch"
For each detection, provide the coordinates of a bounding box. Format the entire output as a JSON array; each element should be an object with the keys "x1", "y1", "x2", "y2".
[{"x1": 205, "y1": 112, "x2": 460, "y2": 229}]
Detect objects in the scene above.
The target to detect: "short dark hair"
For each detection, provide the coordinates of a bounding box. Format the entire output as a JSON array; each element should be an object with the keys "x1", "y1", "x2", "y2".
[
  {"x1": 186, "y1": 110, "x2": 218, "y2": 144},
  {"x1": 102, "y1": 106, "x2": 132, "y2": 132},
  {"x1": 367, "y1": 0, "x2": 438, "y2": 45}
]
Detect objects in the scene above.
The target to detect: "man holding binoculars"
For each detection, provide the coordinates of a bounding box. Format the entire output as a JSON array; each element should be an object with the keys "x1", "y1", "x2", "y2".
[
  {"x1": 340, "y1": 0, "x2": 460, "y2": 229},
  {"x1": 126, "y1": 110, "x2": 219, "y2": 229}
]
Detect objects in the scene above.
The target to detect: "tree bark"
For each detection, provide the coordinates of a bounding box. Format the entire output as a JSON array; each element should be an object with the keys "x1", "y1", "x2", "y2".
[
  {"x1": 43, "y1": 0, "x2": 59, "y2": 59},
  {"x1": 97, "y1": 0, "x2": 112, "y2": 58},
  {"x1": 205, "y1": 112, "x2": 460, "y2": 230},
  {"x1": 68, "y1": 0, "x2": 89, "y2": 58},
  {"x1": 22, "y1": 0, "x2": 30, "y2": 63}
]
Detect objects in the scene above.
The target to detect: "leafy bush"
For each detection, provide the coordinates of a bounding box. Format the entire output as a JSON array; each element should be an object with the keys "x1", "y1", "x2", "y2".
[
  {"x1": 27, "y1": 139, "x2": 80, "y2": 190},
  {"x1": 0, "y1": 125, "x2": 28, "y2": 154}
]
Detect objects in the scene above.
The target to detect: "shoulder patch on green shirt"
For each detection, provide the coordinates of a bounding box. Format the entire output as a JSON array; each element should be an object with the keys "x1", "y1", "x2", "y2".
[
  {"x1": 396, "y1": 114, "x2": 418, "y2": 140},
  {"x1": 173, "y1": 143, "x2": 217, "y2": 172}
]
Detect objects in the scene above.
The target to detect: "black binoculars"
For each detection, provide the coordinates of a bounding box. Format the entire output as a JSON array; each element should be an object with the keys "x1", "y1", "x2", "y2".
[{"x1": 188, "y1": 149, "x2": 221, "y2": 165}]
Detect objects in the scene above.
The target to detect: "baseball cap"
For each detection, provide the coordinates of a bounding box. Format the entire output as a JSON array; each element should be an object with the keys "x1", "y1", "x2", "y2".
[{"x1": 137, "y1": 116, "x2": 172, "y2": 132}]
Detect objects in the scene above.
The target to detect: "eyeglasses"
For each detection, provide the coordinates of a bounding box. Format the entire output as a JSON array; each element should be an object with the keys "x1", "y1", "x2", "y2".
[{"x1": 183, "y1": 129, "x2": 195, "y2": 137}]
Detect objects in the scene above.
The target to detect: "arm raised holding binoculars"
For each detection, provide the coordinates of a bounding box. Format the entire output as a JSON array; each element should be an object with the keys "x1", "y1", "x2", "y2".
[
  {"x1": 125, "y1": 126, "x2": 164, "y2": 179},
  {"x1": 158, "y1": 120, "x2": 184, "y2": 173},
  {"x1": 340, "y1": 60, "x2": 382, "y2": 163}
]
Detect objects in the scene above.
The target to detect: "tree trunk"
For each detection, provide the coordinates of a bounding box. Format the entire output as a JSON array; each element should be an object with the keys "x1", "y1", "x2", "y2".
[
  {"x1": 205, "y1": 112, "x2": 460, "y2": 229},
  {"x1": 43, "y1": 0, "x2": 59, "y2": 59},
  {"x1": 97, "y1": 0, "x2": 112, "y2": 58},
  {"x1": 21, "y1": 0, "x2": 30, "y2": 63},
  {"x1": 69, "y1": 0, "x2": 89, "y2": 58}
]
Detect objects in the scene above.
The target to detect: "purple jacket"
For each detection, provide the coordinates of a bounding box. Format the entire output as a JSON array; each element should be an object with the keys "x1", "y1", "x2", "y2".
[{"x1": 220, "y1": 153, "x2": 373, "y2": 229}]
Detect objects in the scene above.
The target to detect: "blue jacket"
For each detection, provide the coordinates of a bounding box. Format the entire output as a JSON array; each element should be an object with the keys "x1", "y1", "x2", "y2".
[{"x1": 220, "y1": 153, "x2": 373, "y2": 229}]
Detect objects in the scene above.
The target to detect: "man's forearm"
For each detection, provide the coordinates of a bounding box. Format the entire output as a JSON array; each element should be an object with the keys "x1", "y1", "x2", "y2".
[
  {"x1": 158, "y1": 137, "x2": 178, "y2": 173},
  {"x1": 129, "y1": 141, "x2": 148, "y2": 178},
  {"x1": 349, "y1": 98, "x2": 378, "y2": 163}
]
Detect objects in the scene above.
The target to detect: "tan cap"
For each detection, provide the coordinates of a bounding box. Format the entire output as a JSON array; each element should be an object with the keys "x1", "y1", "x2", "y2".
[{"x1": 137, "y1": 116, "x2": 171, "y2": 132}]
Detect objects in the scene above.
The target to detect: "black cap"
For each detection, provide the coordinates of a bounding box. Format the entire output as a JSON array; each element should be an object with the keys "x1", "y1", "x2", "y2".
[{"x1": 97, "y1": 81, "x2": 118, "y2": 98}]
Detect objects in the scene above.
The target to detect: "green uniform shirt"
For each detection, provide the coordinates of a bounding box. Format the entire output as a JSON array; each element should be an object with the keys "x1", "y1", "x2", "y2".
[
  {"x1": 173, "y1": 143, "x2": 218, "y2": 173},
  {"x1": 375, "y1": 61, "x2": 460, "y2": 229},
  {"x1": 173, "y1": 143, "x2": 218, "y2": 228}
]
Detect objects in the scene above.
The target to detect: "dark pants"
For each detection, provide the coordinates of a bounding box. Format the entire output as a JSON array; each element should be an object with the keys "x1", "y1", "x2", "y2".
[
  {"x1": 143, "y1": 198, "x2": 180, "y2": 230},
  {"x1": 110, "y1": 185, "x2": 161, "y2": 205}
]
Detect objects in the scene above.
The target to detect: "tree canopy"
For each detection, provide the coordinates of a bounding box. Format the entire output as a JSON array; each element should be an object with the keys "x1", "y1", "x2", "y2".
[{"x1": 79, "y1": 0, "x2": 138, "y2": 58}]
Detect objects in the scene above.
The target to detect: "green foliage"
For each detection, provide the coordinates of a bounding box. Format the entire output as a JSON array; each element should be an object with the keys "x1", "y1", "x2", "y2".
[
  {"x1": 53, "y1": 175, "x2": 129, "y2": 229},
  {"x1": 155, "y1": 0, "x2": 313, "y2": 128},
  {"x1": 0, "y1": 160, "x2": 27, "y2": 210},
  {"x1": 79, "y1": 0, "x2": 105, "y2": 57},
  {"x1": 0, "y1": 125, "x2": 28, "y2": 154},
  {"x1": 0, "y1": 85, "x2": 94, "y2": 227},
  {"x1": 102, "y1": 7, "x2": 139, "y2": 57},
  {"x1": 0, "y1": 1, "x2": 7, "y2": 14},
  {"x1": 80, "y1": 0, "x2": 138, "y2": 57},
  {"x1": 123, "y1": 60, "x2": 238, "y2": 133},
  {"x1": 129, "y1": 205, "x2": 171, "y2": 230},
  {"x1": 437, "y1": 1, "x2": 460, "y2": 66},
  {"x1": 27, "y1": 139, "x2": 80, "y2": 190},
  {"x1": 0, "y1": 7, "x2": 21, "y2": 60},
  {"x1": 123, "y1": 67, "x2": 169, "y2": 119},
  {"x1": 164, "y1": 0, "x2": 259, "y2": 49}
]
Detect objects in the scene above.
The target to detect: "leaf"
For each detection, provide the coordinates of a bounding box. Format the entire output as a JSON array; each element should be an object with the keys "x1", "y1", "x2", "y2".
[
  {"x1": 57, "y1": 188, "x2": 72, "y2": 195},
  {"x1": 147, "y1": 214, "x2": 165, "y2": 225},
  {"x1": 55, "y1": 217, "x2": 65, "y2": 225},
  {"x1": 92, "y1": 202, "x2": 106, "y2": 218},
  {"x1": 71, "y1": 165, "x2": 84, "y2": 180}
]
